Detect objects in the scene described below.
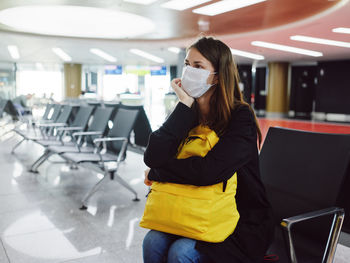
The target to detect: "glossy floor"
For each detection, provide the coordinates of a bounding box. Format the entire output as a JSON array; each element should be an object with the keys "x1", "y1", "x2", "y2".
[
  {"x1": 258, "y1": 118, "x2": 350, "y2": 145},
  {"x1": 0, "y1": 123, "x2": 350, "y2": 262}
]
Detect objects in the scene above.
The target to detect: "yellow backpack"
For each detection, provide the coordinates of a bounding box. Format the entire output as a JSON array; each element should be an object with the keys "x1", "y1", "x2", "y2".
[{"x1": 139, "y1": 125, "x2": 239, "y2": 243}]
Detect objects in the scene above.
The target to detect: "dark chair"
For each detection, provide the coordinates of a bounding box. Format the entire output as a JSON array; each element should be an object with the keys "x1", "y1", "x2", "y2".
[
  {"x1": 260, "y1": 127, "x2": 350, "y2": 263},
  {"x1": 0, "y1": 99, "x2": 7, "y2": 119},
  {"x1": 60, "y1": 107, "x2": 140, "y2": 208},
  {"x1": 29, "y1": 107, "x2": 113, "y2": 173},
  {"x1": 119, "y1": 104, "x2": 152, "y2": 148},
  {"x1": 1, "y1": 99, "x2": 20, "y2": 121}
]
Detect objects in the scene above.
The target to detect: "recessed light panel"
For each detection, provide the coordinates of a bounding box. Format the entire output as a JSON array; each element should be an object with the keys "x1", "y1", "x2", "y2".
[
  {"x1": 291, "y1": 35, "x2": 350, "y2": 48},
  {"x1": 0, "y1": 5, "x2": 155, "y2": 39},
  {"x1": 168, "y1": 47, "x2": 181, "y2": 54},
  {"x1": 162, "y1": 0, "x2": 212, "y2": 11},
  {"x1": 129, "y1": 49, "x2": 164, "y2": 63},
  {"x1": 251, "y1": 41, "x2": 323, "y2": 57},
  {"x1": 90, "y1": 49, "x2": 117, "y2": 62},
  {"x1": 193, "y1": 0, "x2": 266, "y2": 16},
  {"x1": 332, "y1": 27, "x2": 350, "y2": 34},
  {"x1": 52, "y1": 48, "x2": 72, "y2": 62},
  {"x1": 230, "y1": 48, "x2": 264, "y2": 60}
]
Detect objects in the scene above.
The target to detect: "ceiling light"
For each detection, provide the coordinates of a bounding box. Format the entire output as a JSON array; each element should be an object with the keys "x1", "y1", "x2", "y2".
[
  {"x1": 123, "y1": 0, "x2": 158, "y2": 4},
  {"x1": 332, "y1": 27, "x2": 350, "y2": 34},
  {"x1": 90, "y1": 49, "x2": 117, "y2": 62},
  {"x1": 168, "y1": 47, "x2": 181, "y2": 54},
  {"x1": 0, "y1": 5, "x2": 155, "y2": 39},
  {"x1": 230, "y1": 48, "x2": 264, "y2": 60},
  {"x1": 162, "y1": 0, "x2": 212, "y2": 11},
  {"x1": 193, "y1": 0, "x2": 266, "y2": 16},
  {"x1": 7, "y1": 45, "x2": 20, "y2": 59},
  {"x1": 129, "y1": 49, "x2": 164, "y2": 63},
  {"x1": 290, "y1": 35, "x2": 350, "y2": 48},
  {"x1": 251, "y1": 41, "x2": 323, "y2": 57},
  {"x1": 52, "y1": 48, "x2": 72, "y2": 62}
]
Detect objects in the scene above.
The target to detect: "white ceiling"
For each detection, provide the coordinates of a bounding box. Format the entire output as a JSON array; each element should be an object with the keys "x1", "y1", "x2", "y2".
[{"x1": 0, "y1": 0, "x2": 349, "y2": 67}]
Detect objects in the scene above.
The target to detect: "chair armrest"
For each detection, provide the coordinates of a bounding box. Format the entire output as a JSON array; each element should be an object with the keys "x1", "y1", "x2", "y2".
[
  {"x1": 72, "y1": 131, "x2": 103, "y2": 138},
  {"x1": 93, "y1": 137, "x2": 128, "y2": 144},
  {"x1": 281, "y1": 207, "x2": 344, "y2": 229},
  {"x1": 280, "y1": 207, "x2": 345, "y2": 263},
  {"x1": 37, "y1": 122, "x2": 67, "y2": 127},
  {"x1": 56, "y1": 126, "x2": 83, "y2": 132},
  {"x1": 93, "y1": 137, "x2": 128, "y2": 163}
]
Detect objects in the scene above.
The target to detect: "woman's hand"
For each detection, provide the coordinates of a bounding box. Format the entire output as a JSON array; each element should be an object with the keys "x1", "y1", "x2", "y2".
[
  {"x1": 144, "y1": 168, "x2": 153, "y2": 186},
  {"x1": 171, "y1": 78, "x2": 194, "y2": 108}
]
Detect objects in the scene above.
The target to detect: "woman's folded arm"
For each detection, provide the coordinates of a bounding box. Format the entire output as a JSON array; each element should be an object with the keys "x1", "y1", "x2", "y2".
[{"x1": 148, "y1": 106, "x2": 257, "y2": 186}]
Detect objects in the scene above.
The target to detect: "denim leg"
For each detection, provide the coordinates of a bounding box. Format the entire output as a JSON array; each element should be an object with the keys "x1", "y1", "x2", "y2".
[
  {"x1": 143, "y1": 230, "x2": 178, "y2": 263},
  {"x1": 167, "y1": 237, "x2": 211, "y2": 263}
]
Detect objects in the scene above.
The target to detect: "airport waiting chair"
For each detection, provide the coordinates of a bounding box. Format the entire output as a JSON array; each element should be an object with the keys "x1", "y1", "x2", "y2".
[
  {"x1": 260, "y1": 127, "x2": 350, "y2": 263},
  {"x1": 0, "y1": 99, "x2": 7, "y2": 119},
  {"x1": 33, "y1": 105, "x2": 94, "y2": 147},
  {"x1": 60, "y1": 106, "x2": 140, "y2": 209},
  {"x1": 29, "y1": 107, "x2": 114, "y2": 173},
  {"x1": 0, "y1": 100, "x2": 26, "y2": 137},
  {"x1": 0, "y1": 99, "x2": 20, "y2": 122},
  {"x1": 13, "y1": 103, "x2": 61, "y2": 137},
  {"x1": 119, "y1": 104, "x2": 152, "y2": 149},
  {"x1": 35, "y1": 105, "x2": 73, "y2": 139},
  {"x1": 11, "y1": 104, "x2": 71, "y2": 153},
  {"x1": 27, "y1": 106, "x2": 95, "y2": 171}
]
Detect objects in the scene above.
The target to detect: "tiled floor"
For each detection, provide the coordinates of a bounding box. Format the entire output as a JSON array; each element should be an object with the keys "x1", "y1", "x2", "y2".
[
  {"x1": 1, "y1": 121, "x2": 350, "y2": 262},
  {"x1": 0, "y1": 130, "x2": 149, "y2": 262}
]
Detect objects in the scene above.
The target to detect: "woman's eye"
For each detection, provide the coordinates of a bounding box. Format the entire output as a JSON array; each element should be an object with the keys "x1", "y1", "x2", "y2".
[{"x1": 184, "y1": 62, "x2": 189, "y2": 66}]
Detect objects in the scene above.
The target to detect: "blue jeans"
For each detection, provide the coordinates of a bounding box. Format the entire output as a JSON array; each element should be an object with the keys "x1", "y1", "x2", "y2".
[{"x1": 143, "y1": 230, "x2": 212, "y2": 263}]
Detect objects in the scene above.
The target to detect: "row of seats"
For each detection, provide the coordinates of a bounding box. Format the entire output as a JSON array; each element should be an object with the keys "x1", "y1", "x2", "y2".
[{"x1": 6, "y1": 101, "x2": 152, "y2": 209}]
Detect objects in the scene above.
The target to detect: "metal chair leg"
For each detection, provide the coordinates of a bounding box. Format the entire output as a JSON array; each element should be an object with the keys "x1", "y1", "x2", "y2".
[
  {"x1": 80, "y1": 172, "x2": 109, "y2": 210},
  {"x1": 29, "y1": 150, "x2": 54, "y2": 173},
  {"x1": 11, "y1": 138, "x2": 25, "y2": 154},
  {"x1": 114, "y1": 173, "x2": 139, "y2": 201}
]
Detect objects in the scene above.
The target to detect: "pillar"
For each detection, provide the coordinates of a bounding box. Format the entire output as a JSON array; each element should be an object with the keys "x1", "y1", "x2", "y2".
[
  {"x1": 64, "y1": 63, "x2": 82, "y2": 98},
  {"x1": 266, "y1": 62, "x2": 290, "y2": 117}
]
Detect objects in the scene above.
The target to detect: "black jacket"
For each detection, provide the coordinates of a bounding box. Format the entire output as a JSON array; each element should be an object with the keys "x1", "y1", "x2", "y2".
[{"x1": 145, "y1": 102, "x2": 274, "y2": 263}]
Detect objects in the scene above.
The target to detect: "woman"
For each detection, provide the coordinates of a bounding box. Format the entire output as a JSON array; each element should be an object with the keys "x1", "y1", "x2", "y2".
[{"x1": 142, "y1": 36, "x2": 274, "y2": 263}]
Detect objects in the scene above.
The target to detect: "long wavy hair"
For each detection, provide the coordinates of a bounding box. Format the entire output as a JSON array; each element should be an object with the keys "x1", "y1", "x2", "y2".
[{"x1": 189, "y1": 36, "x2": 262, "y2": 147}]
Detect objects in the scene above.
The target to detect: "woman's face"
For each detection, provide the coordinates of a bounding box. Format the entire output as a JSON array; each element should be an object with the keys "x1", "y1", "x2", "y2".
[{"x1": 184, "y1": 48, "x2": 216, "y2": 87}]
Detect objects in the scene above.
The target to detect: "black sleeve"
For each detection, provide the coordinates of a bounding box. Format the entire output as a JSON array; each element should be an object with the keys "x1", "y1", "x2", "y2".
[
  {"x1": 144, "y1": 102, "x2": 197, "y2": 168},
  {"x1": 148, "y1": 106, "x2": 257, "y2": 186}
]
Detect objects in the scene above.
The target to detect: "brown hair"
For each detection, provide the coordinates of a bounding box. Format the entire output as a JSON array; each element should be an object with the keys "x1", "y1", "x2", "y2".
[{"x1": 188, "y1": 36, "x2": 262, "y2": 147}]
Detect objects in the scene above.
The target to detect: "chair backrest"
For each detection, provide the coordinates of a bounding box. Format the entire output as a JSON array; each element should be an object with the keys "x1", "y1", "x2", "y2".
[
  {"x1": 260, "y1": 127, "x2": 350, "y2": 242},
  {"x1": 48, "y1": 104, "x2": 62, "y2": 122},
  {"x1": 85, "y1": 107, "x2": 114, "y2": 145},
  {"x1": 4, "y1": 100, "x2": 19, "y2": 120},
  {"x1": 55, "y1": 105, "x2": 73, "y2": 124},
  {"x1": 41, "y1": 104, "x2": 54, "y2": 121},
  {"x1": 70, "y1": 106, "x2": 94, "y2": 129},
  {"x1": 119, "y1": 104, "x2": 152, "y2": 147},
  {"x1": 106, "y1": 107, "x2": 139, "y2": 154},
  {"x1": 0, "y1": 99, "x2": 7, "y2": 118}
]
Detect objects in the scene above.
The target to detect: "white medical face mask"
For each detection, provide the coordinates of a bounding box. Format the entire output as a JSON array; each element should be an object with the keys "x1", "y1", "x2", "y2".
[{"x1": 181, "y1": 66, "x2": 216, "y2": 98}]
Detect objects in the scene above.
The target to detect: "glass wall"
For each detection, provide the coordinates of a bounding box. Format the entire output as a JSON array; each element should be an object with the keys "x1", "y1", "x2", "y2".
[
  {"x1": 16, "y1": 63, "x2": 63, "y2": 102},
  {"x1": 0, "y1": 62, "x2": 16, "y2": 99}
]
